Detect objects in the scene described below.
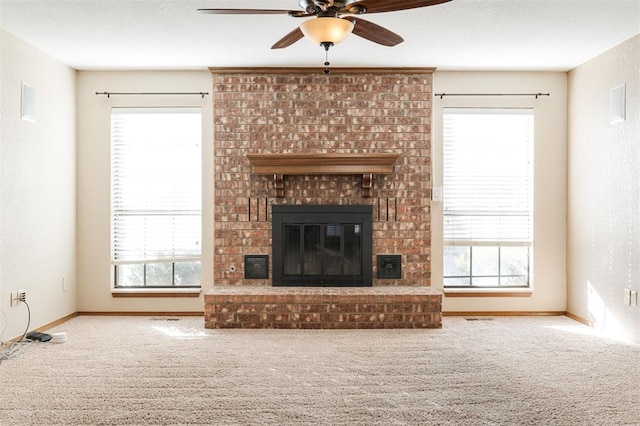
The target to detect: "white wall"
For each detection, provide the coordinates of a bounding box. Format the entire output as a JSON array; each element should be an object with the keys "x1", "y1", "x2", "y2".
[
  {"x1": 432, "y1": 72, "x2": 568, "y2": 313},
  {"x1": 76, "y1": 71, "x2": 213, "y2": 312},
  {"x1": 567, "y1": 35, "x2": 640, "y2": 343},
  {"x1": 0, "y1": 30, "x2": 77, "y2": 340}
]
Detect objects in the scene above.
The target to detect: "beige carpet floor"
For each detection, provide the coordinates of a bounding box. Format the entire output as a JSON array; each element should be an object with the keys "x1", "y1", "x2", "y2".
[{"x1": 0, "y1": 315, "x2": 639, "y2": 425}]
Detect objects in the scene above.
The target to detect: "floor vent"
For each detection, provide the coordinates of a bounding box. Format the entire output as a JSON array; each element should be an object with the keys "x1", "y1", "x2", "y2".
[{"x1": 464, "y1": 317, "x2": 494, "y2": 321}]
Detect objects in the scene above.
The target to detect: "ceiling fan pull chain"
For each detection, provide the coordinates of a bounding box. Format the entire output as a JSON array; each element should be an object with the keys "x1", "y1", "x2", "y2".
[{"x1": 322, "y1": 41, "x2": 332, "y2": 74}]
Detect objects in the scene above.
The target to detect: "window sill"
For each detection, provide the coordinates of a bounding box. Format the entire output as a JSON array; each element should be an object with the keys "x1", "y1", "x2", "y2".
[
  {"x1": 111, "y1": 288, "x2": 202, "y2": 298},
  {"x1": 444, "y1": 288, "x2": 532, "y2": 298}
]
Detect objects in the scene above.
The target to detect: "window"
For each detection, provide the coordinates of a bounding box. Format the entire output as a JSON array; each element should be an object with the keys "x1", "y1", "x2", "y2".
[
  {"x1": 443, "y1": 108, "x2": 533, "y2": 288},
  {"x1": 111, "y1": 108, "x2": 202, "y2": 288}
]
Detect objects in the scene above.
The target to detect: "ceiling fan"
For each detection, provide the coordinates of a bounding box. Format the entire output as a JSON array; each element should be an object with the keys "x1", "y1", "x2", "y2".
[{"x1": 198, "y1": 0, "x2": 451, "y2": 70}]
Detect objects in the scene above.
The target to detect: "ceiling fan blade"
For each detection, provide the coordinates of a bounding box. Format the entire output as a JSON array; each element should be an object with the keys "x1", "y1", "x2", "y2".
[
  {"x1": 346, "y1": 0, "x2": 451, "y2": 14},
  {"x1": 197, "y1": 9, "x2": 293, "y2": 15},
  {"x1": 271, "y1": 27, "x2": 305, "y2": 49},
  {"x1": 343, "y1": 17, "x2": 403, "y2": 47}
]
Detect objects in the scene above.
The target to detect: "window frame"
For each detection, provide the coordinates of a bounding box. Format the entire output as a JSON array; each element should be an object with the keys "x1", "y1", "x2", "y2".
[
  {"x1": 110, "y1": 107, "x2": 203, "y2": 290},
  {"x1": 442, "y1": 107, "x2": 533, "y2": 290}
]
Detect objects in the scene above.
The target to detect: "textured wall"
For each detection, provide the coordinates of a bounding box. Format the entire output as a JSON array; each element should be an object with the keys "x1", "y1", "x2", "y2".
[
  {"x1": 567, "y1": 35, "x2": 640, "y2": 343},
  {"x1": 212, "y1": 70, "x2": 433, "y2": 286},
  {"x1": 75, "y1": 70, "x2": 213, "y2": 312},
  {"x1": 0, "y1": 30, "x2": 76, "y2": 339},
  {"x1": 432, "y1": 71, "x2": 568, "y2": 314}
]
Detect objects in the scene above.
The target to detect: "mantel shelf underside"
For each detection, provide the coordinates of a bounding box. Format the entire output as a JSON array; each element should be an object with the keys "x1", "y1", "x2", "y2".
[{"x1": 246, "y1": 153, "x2": 400, "y2": 197}]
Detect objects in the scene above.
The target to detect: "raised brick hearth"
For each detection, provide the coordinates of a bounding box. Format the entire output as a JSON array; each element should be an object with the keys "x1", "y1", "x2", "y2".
[{"x1": 205, "y1": 286, "x2": 442, "y2": 329}]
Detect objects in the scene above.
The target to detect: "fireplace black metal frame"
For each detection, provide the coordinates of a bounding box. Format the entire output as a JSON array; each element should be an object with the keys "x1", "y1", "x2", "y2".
[{"x1": 272, "y1": 205, "x2": 373, "y2": 287}]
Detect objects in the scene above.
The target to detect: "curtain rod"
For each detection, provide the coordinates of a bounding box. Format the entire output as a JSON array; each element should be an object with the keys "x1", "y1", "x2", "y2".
[
  {"x1": 95, "y1": 91, "x2": 209, "y2": 98},
  {"x1": 434, "y1": 93, "x2": 549, "y2": 99}
]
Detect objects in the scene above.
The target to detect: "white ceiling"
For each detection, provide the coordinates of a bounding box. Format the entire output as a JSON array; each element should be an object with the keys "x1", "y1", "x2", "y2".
[{"x1": 1, "y1": 0, "x2": 639, "y2": 71}]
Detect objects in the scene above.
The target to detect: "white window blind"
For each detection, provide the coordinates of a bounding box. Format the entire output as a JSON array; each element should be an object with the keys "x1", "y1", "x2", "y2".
[
  {"x1": 443, "y1": 108, "x2": 533, "y2": 245},
  {"x1": 111, "y1": 107, "x2": 202, "y2": 265}
]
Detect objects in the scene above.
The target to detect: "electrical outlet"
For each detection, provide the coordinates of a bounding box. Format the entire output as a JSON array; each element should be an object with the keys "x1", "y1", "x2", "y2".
[
  {"x1": 631, "y1": 290, "x2": 638, "y2": 307},
  {"x1": 62, "y1": 277, "x2": 68, "y2": 292},
  {"x1": 624, "y1": 289, "x2": 632, "y2": 306},
  {"x1": 9, "y1": 290, "x2": 25, "y2": 306}
]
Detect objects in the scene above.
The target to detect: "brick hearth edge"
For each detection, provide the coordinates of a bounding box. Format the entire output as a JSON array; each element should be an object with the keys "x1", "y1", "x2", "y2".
[{"x1": 205, "y1": 286, "x2": 442, "y2": 329}]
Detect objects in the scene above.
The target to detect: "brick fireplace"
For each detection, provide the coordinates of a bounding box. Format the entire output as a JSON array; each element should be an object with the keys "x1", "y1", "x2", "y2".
[{"x1": 205, "y1": 67, "x2": 441, "y2": 329}]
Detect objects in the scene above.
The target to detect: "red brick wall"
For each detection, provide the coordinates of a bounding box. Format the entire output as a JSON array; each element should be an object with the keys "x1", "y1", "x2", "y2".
[{"x1": 212, "y1": 69, "x2": 433, "y2": 286}]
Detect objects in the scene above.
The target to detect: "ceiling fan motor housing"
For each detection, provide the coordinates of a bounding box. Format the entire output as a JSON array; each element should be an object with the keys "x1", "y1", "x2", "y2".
[{"x1": 299, "y1": 0, "x2": 366, "y2": 15}]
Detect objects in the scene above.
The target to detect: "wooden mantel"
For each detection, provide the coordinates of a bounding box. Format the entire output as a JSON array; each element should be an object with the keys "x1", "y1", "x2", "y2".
[{"x1": 246, "y1": 153, "x2": 400, "y2": 197}]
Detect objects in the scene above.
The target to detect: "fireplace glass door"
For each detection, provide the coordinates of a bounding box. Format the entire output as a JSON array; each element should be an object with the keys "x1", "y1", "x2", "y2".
[
  {"x1": 283, "y1": 223, "x2": 362, "y2": 278},
  {"x1": 273, "y1": 205, "x2": 372, "y2": 286}
]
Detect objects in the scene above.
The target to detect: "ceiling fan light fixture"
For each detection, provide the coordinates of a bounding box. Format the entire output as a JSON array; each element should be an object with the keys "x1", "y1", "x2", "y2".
[{"x1": 299, "y1": 17, "x2": 354, "y2": 45}]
